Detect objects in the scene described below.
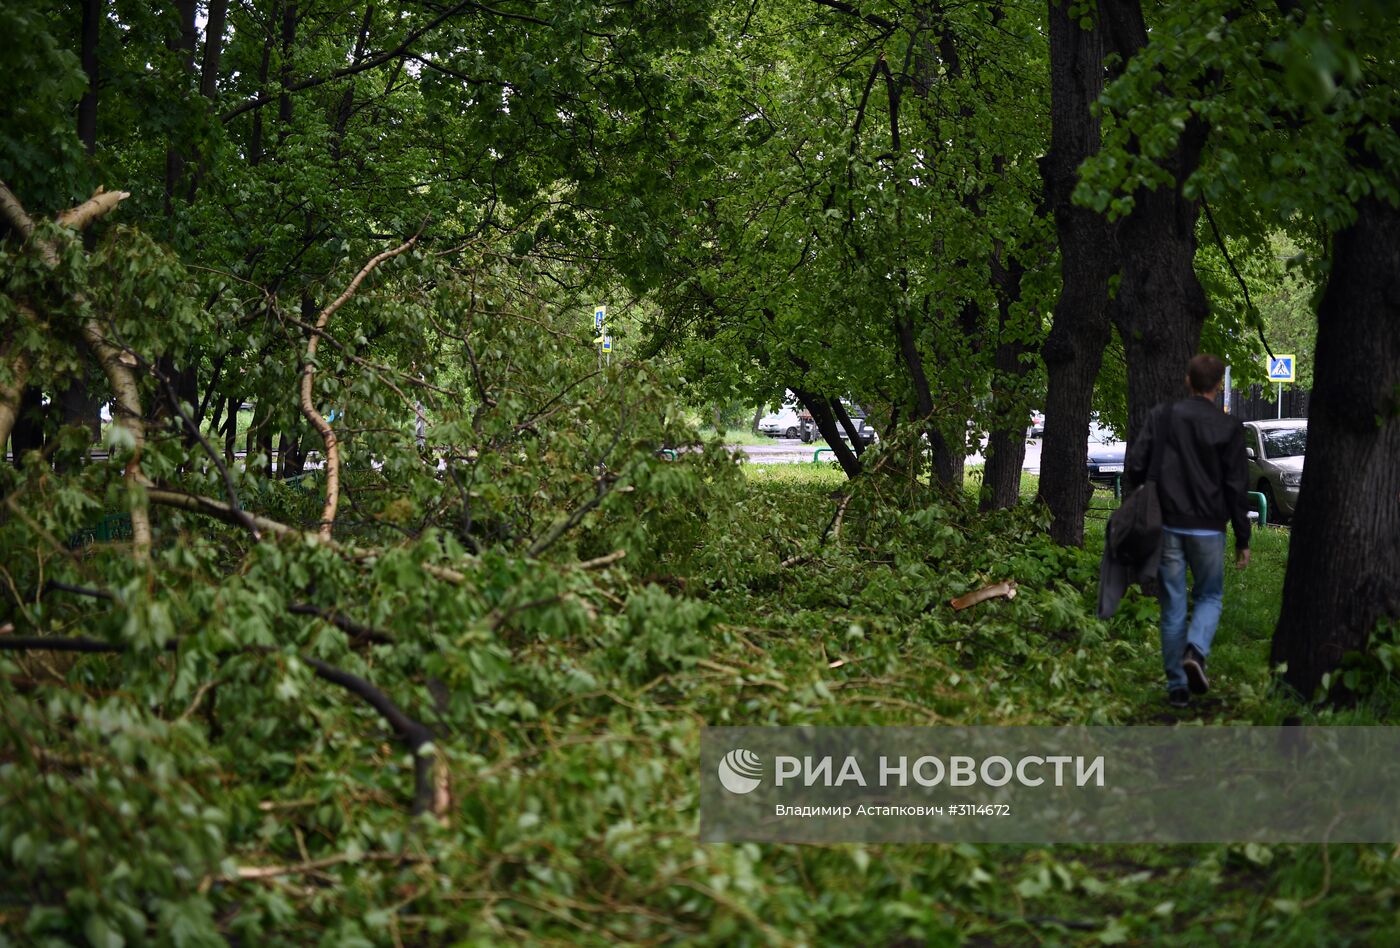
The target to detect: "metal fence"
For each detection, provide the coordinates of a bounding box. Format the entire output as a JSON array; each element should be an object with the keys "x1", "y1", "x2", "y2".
[{"x1": 1225, "y1": 384, "x2": 1310, "y2": 421}]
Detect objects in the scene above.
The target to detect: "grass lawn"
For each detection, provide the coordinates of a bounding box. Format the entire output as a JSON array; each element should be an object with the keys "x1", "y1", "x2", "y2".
[{"x1": 709, "y1": 461, "x2": 1399, "y2": 943}]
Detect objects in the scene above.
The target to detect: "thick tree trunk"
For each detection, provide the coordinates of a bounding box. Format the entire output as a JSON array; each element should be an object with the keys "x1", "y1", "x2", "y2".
[
  {"x1": 981, "y1": 251, "x2": 1030, "y2": 511},
  {"x1": 794, "y1": 388, "x2": 861, "y2": 478},
  {"x1": 1037, "y1": 0, "x2": 1115, "y2": 547},
  {"x1": 163, "y1": 0, "x2": 198, "y2": 218},
  {"x1": 1101, "y1": 0, "x2": 1210, "y2": 443},
  {"x1": 64, "y1": 0, "x2": 104, "y2": 442},
  {"x1": 1270, "y1": 195, "x2": 1400, "y2": 697}
]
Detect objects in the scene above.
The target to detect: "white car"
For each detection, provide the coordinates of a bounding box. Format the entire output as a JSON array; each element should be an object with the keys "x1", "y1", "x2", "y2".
[{"x1": 758, "y1": 407, "x2": 802, "y2": 439}]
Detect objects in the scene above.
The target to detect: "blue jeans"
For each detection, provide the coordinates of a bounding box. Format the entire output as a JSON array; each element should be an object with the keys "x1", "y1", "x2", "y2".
[{"x1": 1157, "y1": 529, "x2": 1226, "y2": 693}]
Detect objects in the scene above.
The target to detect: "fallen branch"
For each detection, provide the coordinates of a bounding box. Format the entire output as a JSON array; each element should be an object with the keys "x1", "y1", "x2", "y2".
[
  {"x1": 0, "y1": 181, "x2": 145, "y2": 552},
  {"x1": 949, "y1": 579, "x2": 1018, "y2": 611},
  {"x1": 0, "y1": 633, "x2": 445, "y2": 816},
  {"x1": 300, "y1": 655, "x2": 446, "y2": 817},
  {"x1": 148, "y1": 488, "x2": 296, "y2": 540},
  {"x1": 222, "y1": 850, "x2": 430, "y2": 883},
  {"x1": 574, "y1": 549, "x2": 626, "y2": 571},
  {"x1": 147, "y1": 487, "x2": 473, "y2": 585},
  {"x1": 56, "y1": 187, "x2": 133, "y2": 232},
  {"x1": 288, "y1": 603, "x2": 394, "y2": 646},
  {"x1": 301, "y1": 234, "x2": 420, "y2": 541}
]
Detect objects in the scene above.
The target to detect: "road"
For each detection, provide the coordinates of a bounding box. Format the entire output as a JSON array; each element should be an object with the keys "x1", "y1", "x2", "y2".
[{"x1": 728, "y1": 436, "x2": 1049, "y2": 471}]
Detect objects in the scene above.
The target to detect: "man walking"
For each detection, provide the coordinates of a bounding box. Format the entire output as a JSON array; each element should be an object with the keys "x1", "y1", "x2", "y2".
[{"x1": 1125, "y1": 354, "x2": 1252, "y2": 708}]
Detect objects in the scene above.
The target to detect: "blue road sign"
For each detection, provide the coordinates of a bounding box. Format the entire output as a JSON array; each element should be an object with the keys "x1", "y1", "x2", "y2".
[
  {"x1": 601, "y1": 335, "x2": 613, "y2": 352},
  {"x1": 1266, "y1": 354, "x2": 1296, "y2": 383},
  {"x1": 594, "y1": 305, "x2": 606, "y2": 331}
]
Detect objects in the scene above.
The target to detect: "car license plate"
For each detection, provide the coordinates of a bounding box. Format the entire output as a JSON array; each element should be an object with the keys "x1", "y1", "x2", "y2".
[{"x1": 1098, "y1": 464, "x2": 1123, "y2": 473}]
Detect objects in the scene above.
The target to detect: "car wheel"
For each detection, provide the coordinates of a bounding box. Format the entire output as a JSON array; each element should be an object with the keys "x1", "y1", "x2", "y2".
[
  {"x1": 1259, "y1": 481, "x2": 1280, "y2": 526},
  {"x1": 784, "y1": 426, "x2": 798, "y2": 439}
]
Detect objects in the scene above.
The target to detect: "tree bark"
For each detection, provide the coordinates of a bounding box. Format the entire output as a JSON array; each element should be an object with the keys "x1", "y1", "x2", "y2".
[
  {"x1": 163, "y1": 0, "x2": 199, "y2": 218},
  {"x1": 981, "y1": 249, "x2": 1030, "y2": 511},
  {"x1": 1037, "y1": 0, "x2": 1116, "y2": 547},
  {"x1": 830, "y1": 398, "x2": 865, "y2": 458},
  {"x1": 794, "y1": 387, "x2": 861, "y2": 478},
  {"x1": 1101, "y1": 0, "x2": 1211, "y2": 443},
  {"x1": 894, "y1": 315, "x2": 959, "y2": 485},
  {"x1": 63, "y1": 0, "x2": 104, "y2": 442},
  {"x1": 1270, "y1": 193, "x2": 1400, "y2": 697}
]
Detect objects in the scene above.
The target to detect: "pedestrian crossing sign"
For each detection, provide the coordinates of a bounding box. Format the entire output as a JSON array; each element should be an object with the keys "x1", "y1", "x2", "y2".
[
  {"x1": 1266, "y1": 354, "x2": 1296, "y2": 383},
  {"x1": 594, "y1": 305, "x2": 606, "y2": 331}
]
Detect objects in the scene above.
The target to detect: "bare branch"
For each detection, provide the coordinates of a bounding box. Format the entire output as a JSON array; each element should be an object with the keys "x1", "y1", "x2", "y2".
[
  {"x1": 301, "y1": 234, "x2": 420, "y2": 541},
  {"x1": 221, "y1": 2, "x2": 477, "y2": 123},
  {"x1": 575, "y1": 549, "x2": 627, "y2": 571},
  {"x1": 148, "y1": 488, "x2": 296, "y2": 539},
  {"x1": 146, "y1": 356, "x2": 262, "y2": 540}
]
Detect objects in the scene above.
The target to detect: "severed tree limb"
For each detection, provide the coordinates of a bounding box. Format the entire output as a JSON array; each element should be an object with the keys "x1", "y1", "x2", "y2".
[
  {"x1": 0, "y1": 180, "x2": 38, "y2": 241},
  {"x1": 56, "y1": 187, "x2": 133, "y2": 232},
  {"x1": 146, "y1": 486, "x2": 471, "y2": 585},
  {"x1": 148, "y1": 488, "x2": 296, "y2": 539},
  {"x1": 301, "y1": 235, "x2": 419, "y2": 541},
  {"x1": 299, "y1": 656, "x2": 446, "y2": 817},
  {"x1": 0, "y1": 633, "x2": 446, "y2": 816},
  {"x1": 79, "y1": 322, "x2": 150, "y2": 553},
  {"x1": 221, "y1": 850, "x2": 429, "y2": 883},
  {"x1": 574, "y1": 549, "x2": 626, "y2": 571},
  {"x1": 0, "y1": 182, "x2": 145, "y2": 552},
  {"x1": 288, "y1": 603, "x2": 394, "y2": 646}
]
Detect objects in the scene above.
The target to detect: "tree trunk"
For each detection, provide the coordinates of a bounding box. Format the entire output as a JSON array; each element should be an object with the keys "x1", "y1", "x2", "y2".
[
  {"x1": 1101, "y1": 0, "x2": 1211, "y2": 443},
  {"x1": 1270, "y1": 194, "x2": 1400, "y2": 697},
  {"x1": 794, "y1": 387, "x2": 861, "y2": 478},
  {"x1": 223, "y1": 394, "x2": 239, "y2": 462},
  {"x1": 1036, "y1": 0, "x2": 1116, "y2": 547},
  {"x1": 64, "y1": 0, "x2": 104, "y2": 443},
  {"x1": 163, "y1": 0, "x2": 198, "y2": 219},
  {"x1": 830, "y1": 398, "x2": 865, "y2": 458},
  {"x1": 894, "y1": 315, "x2": 959, "y2": 486},
  {"x1": 981, "y1": 250, "x2": 1030, "y2": 511}
]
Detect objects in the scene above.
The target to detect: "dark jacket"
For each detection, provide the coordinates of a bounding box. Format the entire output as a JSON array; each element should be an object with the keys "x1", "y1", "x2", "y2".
[{"x1": 1125, "y1": 395, "x2": 1251, "y2": 549}]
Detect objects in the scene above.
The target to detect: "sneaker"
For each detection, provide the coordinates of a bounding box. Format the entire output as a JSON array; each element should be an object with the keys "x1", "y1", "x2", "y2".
[
  {"x1": 1183, "y1": 646, "x2": 1209, "y2": 695},
  {"x1": 1168, "y1": 688, "x2": 1190, "y2": 709}
]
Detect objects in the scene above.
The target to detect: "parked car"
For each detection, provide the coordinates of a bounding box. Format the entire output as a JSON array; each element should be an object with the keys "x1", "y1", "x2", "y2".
[
  {"x1": 1028, "y1": 410, "x2": 1045, "y2": 439},
  {"x1": 1242, "y1": 418, "x2": 1306, "y2": 523},
  {"x1": 758, "y1": 406, "x2": 802, "y2": 439},
  {"x1": 1085, "y1": 420, "x2": 1126, "y2": 485},
  {"x1": 797, "y1": 400, "x2": 877, "y2": 445}
]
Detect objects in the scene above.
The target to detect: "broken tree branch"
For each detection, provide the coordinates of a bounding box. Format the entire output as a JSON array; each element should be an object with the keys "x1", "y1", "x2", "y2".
[
  {"x1": 0, "y1": 633, "x2": 445, "y2": 816},
  {"x1": 301, "y1": 235, "x2": 420, "y2": 541},
  {"x1": 0, "y1": 182, "x2": 144, "y2": 551},
  {"x1": 57, "y1": 187, "x2": 133, "y2": 232}
]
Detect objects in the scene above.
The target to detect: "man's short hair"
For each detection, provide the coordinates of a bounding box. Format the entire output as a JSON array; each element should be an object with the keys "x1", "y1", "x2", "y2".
[{"x1": 1188, "y1": 354, "x2": 1226, "y2": 394}]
